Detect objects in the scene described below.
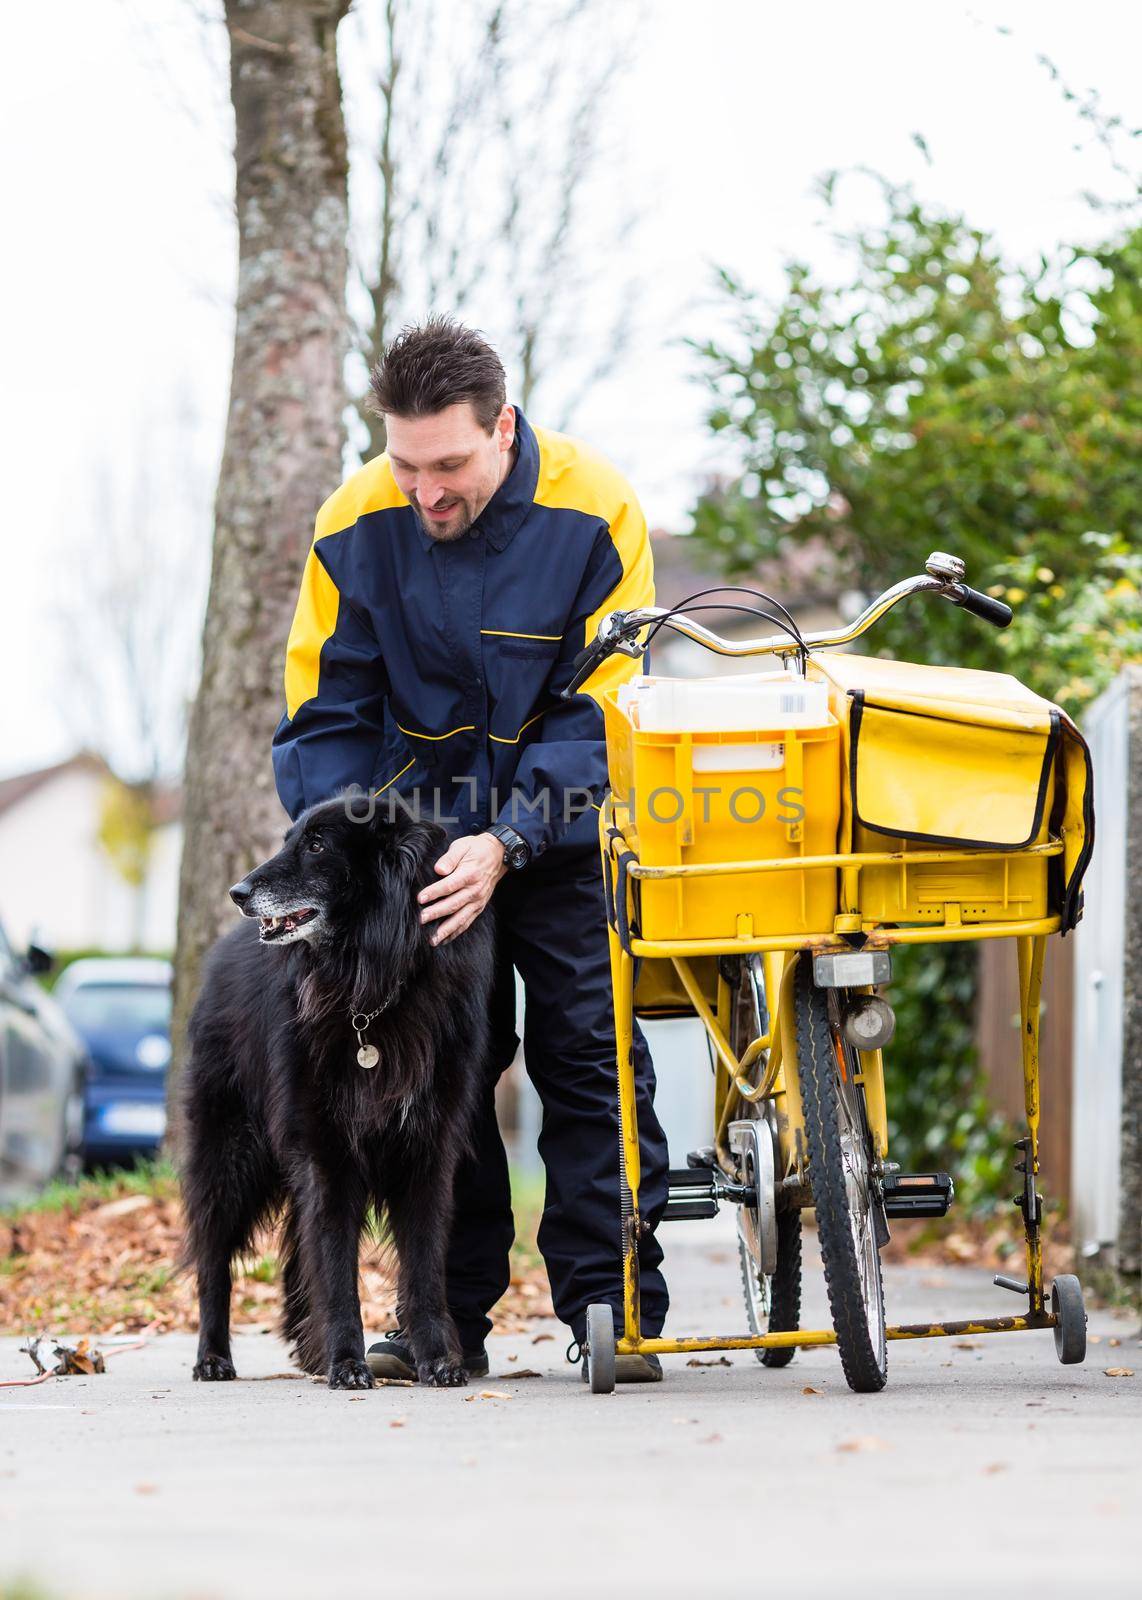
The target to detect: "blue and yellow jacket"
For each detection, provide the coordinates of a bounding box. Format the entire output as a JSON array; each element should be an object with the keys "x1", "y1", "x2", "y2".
[{"x1": 272, "y1": 410, "x2": 652, "y2": 858}]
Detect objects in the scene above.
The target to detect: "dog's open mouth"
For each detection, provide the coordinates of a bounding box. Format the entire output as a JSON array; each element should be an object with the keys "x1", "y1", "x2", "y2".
[{"x1": 258, "y1": 908, "x2": 319, "y2": 941}]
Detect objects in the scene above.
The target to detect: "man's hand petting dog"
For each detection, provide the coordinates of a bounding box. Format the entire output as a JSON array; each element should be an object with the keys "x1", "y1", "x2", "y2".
[{"x1": 418, "y1": 833, "x2": 507, "y2": 945}]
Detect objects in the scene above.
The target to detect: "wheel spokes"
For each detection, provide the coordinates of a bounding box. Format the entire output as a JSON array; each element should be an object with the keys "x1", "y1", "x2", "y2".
[{"x1": 834, "y1": 1043, "x2": 885, "y2": 1356}]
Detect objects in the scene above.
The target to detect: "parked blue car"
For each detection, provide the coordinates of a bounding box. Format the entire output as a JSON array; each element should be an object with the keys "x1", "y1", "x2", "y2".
[{"x1": 54, "y1": 958, "x2": 172, "y2": 1168}]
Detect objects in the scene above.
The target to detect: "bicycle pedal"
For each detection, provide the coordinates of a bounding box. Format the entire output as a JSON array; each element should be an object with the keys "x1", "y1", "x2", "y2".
[
  {"x1": 663, "y1": 1166, "x2": 719, "y2": 1222},
  {"x1": 882, "y1": 1172, "x2": 954, "y2": 1218}
]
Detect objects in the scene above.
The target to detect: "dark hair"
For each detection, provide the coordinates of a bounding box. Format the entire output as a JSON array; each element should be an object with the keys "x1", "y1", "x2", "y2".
[{"x1": 367, "y1": 316, "x2": 507, "y2": 432}]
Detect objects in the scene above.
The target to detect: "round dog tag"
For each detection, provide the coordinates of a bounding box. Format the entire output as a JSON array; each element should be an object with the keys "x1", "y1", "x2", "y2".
[{"x1": 357, "y1": 1044, "x2": 380, "y2": 1070}]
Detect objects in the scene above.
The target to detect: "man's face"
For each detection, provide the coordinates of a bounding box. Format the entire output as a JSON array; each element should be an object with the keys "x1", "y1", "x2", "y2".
[{"x1": 386, "y1": 402, "x2": 515, "y2": 542}]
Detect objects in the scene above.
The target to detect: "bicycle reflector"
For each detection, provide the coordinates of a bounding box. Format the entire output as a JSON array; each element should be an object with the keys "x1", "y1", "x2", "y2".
[{"x1": 812, "y1": 951, "x2": 892, "y2": 988}]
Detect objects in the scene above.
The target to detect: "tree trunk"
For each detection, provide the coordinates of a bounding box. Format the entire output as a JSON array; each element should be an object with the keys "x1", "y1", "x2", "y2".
[{"x1": 168, "y1": 0, "x2": 351, "y2": 1146}]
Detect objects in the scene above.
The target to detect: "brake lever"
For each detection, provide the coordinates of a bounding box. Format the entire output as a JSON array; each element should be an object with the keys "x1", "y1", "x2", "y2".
[{"x1": 559, "y1": 611, "x2": 636, "y2": 700}]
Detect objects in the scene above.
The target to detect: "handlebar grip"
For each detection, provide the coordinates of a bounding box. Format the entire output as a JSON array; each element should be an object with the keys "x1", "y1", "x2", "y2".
[
  {"x1": 560, "y1": 638, "x2": 610, "y2": 701},
  {"x1": 570, "y1": 639, "x2": 606, "y2": 674},
  {"x1": 951, "y1": 585, "x2": 1014, "y2": 629}
]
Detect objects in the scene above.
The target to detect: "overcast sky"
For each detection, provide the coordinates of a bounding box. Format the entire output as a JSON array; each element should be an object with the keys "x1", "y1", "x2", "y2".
[{"x1": 0, "y1": 0, "x2": 1137, "y2": 776}]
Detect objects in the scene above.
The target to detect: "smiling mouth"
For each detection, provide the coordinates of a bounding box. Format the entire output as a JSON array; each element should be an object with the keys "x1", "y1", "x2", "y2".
[{"x1": 258, "y1": 908, "x2": 319, "y2": 941}]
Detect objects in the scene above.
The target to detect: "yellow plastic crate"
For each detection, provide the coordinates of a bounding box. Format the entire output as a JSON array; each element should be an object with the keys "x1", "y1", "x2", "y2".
[{"x1": 602, "y1": 689, "x2": 842, "y2": 941}]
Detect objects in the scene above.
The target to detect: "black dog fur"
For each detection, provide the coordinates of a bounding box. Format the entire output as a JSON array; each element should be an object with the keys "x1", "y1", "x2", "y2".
[{"x1": 179, "y1": 797, "x2": 494, "y2": 1390}]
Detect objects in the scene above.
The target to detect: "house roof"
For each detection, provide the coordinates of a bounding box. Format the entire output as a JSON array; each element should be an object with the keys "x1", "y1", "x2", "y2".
[
  {"x1": 0, "y1": 753, "x2": 182, "y2": 825},
  {"x1": 0, "y1": 752, "x2": 109, "y2": 819},
  {"x1": 649, "y1": 529, "x2": 844, "y2": 629}
]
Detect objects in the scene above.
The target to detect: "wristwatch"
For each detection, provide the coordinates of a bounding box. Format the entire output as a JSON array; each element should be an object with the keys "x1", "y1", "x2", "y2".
[{"x1": 487, "y1": 822, "x2": 531, "y2": 870}]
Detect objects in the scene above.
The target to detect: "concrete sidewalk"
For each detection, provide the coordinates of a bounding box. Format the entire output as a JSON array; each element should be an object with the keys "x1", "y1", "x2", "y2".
[{"x1": 2, "y1": 1218, "x2": 1139, "y2": 1600}]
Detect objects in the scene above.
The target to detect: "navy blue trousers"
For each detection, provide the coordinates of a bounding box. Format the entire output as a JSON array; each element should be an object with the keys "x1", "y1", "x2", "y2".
[{"x1": 444, "y1": 849, "x2": 670, "y2": 1348}]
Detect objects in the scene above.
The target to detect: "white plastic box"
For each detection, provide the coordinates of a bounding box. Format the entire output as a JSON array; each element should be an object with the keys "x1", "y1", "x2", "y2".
[{"x1": 617, "y1": 671, "x2": 831, "y2": 733}]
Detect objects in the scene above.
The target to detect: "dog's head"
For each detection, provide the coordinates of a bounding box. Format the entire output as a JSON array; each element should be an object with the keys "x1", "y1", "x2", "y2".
[{"x1": 229, "y1": 794, "x2": 445, "y2": 949}]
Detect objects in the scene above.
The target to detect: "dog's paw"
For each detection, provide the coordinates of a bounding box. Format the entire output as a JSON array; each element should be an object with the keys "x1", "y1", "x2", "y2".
[
  {"x1": 193, "y1": 1354, "x2": 236, "y2": 1382},
  {"x1": 329, "y1": 1357, "x2": 375, "y2": 1391},
  {"x1": 419, "y1": 1356, "x2": 468, "y2": 1388}
]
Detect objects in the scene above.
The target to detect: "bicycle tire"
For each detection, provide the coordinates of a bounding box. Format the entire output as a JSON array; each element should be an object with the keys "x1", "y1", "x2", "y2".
[{"x1": 794, "y1": 959, "x2": 887, "y2": 1393}]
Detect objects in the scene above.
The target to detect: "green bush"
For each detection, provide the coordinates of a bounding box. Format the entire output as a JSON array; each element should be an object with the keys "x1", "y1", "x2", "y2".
[{"x1": 884, "y1": 945, "x2": 1013, "y2": 1211}]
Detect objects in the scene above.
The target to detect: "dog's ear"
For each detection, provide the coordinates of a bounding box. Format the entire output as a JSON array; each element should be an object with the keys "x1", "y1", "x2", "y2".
[
  {"x1": 345, "y1": 815, "x2": 442, "y2": 1013},
  {"x1": 389, "y1": 818, "x2": 448, "y2": 881}
]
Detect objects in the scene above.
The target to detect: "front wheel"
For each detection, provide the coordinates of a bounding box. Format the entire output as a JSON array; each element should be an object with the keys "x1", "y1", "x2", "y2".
[{"x1": 795, "y1": 960, "x2": 887, "y2": 1392}]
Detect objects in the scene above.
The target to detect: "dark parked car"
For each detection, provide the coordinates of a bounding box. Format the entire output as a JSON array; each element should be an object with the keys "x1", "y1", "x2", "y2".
[
  {"x1": 0, "y1": 920, "x2": 86, "y2": 1201},
  {"x1": 54, "y1": 958, "x2": 172, "y2": 1168}
]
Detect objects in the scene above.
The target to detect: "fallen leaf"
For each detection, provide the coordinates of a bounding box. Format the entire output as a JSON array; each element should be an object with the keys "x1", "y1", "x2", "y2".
[
  {"x1": 506, "y1": 1353, "x2": 518, "y2": 1362},
  {"x1": 1103, "y1": 1368, "x2": 1134, "y2": 1378},
  {"x1": 134, "y1": 1483, "x2": 159, "y2": 1496},
  {"x1": 1108, "y1": 1337, "x2": 1121, "y2": 1348},
  {"x1": 955, "y1": 1340, "x2": 980, "y2": 1351},
  {"x1": 348, "y1": 1396, "x2": 366, "y2": 1403},
  {"x1": 462, "y1": 1395, "x2": 476, "y2": 1403},
  {"x1": 801, "y1": 1386, "x2": 822, "y2": 1395},
  {"x1": 390, "y1": 1418, "x2": 406, "y2": 1428},
  {"x1": 836, "y1": 1436, "x2": 889, "y2": 1454},
  {"x1": 93, "y1": 1195, "x2": 154, "y2": 1221},
  {"x1": 480, "y1": 1389, "x2": 512, "y2": 1400},
  {"x1": 686, "y1": 1356, "x2": 731, "y2": 1368},
  {"x1": 531, "y1": 1333, "x2": 554, "y2": 1344},
  {"x1": 51, "y1": 1340, "x2": 106, "y2": 1377},
  {"x1": 982, "y1": 1463, "x2": 1007, "y2": 1475},
  {"x1": 508, "y1": 1369, "x2": 543, "y2": 1379}
]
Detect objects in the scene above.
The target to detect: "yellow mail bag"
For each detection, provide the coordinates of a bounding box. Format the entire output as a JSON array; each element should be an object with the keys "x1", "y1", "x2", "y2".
[{"x1": 808, "y1": 655, "x2": 1093, "y2": 931}]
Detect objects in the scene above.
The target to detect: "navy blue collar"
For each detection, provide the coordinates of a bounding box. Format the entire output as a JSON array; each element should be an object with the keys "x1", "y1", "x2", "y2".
[{"x1": 412, "y1": 407, "x2": 538, "y2": 554}]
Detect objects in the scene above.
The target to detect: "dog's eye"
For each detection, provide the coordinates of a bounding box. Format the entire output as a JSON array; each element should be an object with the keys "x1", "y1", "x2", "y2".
[{"x1": 306, "y1": 838, "x2": 325, "y2": 855}]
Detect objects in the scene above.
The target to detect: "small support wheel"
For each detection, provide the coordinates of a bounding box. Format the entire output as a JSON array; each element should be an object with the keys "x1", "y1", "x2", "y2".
[
  {"x1": 1051, "y1": 1274, "x2": 1087, "y2": 1365},
  {"x1": 584, "y1": 1303, "x2": 616, "y2": 1394}
]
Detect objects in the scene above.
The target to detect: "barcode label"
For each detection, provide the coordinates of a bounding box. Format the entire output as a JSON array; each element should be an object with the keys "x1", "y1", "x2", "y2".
[{"x1": 780, "y1": 694, "x2": 805, "y2": 713}]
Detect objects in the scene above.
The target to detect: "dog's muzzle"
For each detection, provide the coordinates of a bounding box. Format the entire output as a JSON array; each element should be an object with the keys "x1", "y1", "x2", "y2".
[{"x1": 230, "y1": 881, "x2": 325, "y2": 943}]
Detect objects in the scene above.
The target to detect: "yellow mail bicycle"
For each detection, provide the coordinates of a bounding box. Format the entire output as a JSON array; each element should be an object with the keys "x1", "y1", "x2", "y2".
[{"x1": 564, "y1": 552, "x2": 1095, "y2": 1394}]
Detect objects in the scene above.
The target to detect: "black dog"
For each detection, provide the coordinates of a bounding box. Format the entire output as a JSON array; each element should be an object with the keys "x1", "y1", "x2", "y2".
[{"x1": 180, "y1": 796, "x2": 494, "y2": 1389}]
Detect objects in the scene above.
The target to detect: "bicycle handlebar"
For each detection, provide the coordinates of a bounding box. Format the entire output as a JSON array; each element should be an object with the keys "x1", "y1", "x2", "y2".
[{"x1": 559, "y1": 550, "x2": 1014, "y2": 700}]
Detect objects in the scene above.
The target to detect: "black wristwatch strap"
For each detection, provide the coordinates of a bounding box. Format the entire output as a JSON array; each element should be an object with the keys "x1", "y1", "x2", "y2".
[{"x1": 487, "y1": 822, "x2": 531, "y2": 869}]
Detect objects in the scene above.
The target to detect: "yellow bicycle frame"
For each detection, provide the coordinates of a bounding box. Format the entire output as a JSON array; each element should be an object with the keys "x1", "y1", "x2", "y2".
[{"x1": 601, "y1": 793, "x2": 1058, "y2": 1358}]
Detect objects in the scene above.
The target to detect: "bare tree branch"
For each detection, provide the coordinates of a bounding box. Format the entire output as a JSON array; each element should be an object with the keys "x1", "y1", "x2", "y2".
[{"x1": 351, "y1": 0, "x2": 644, "y2": 444}]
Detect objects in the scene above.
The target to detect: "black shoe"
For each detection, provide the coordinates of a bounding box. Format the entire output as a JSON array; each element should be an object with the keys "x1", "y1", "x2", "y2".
[
  {"x1": 580, "y1": 1351, "x2": 664, "y2": 1383},
  {"x1": 365, "y1": 1331, "x2": 489, "y2": 1381}
]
